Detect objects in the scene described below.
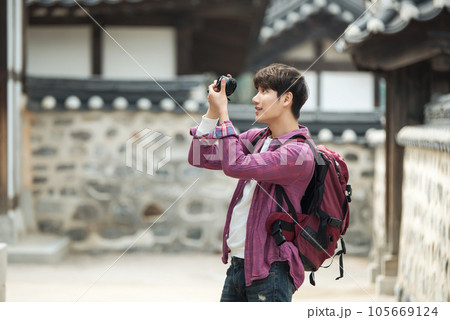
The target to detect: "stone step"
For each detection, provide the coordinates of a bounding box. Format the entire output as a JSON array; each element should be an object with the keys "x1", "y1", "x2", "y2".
[{"x1": 7, "y1": 234, "x2": 70, "y2": 264}]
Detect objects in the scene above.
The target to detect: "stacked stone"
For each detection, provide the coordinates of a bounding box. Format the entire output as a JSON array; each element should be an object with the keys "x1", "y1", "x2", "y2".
[
  {"x1": 395, "y1": 94, "x2": 450, "y2": 301},
  {"x1": 28, "y1": 111, "x2": 233, "y2": 253},
  {"x1": 396, "y1": 147, "x2": 449, "y2": 301},
  {"x1": 396, "y1": 132, "x2": 450, "y2": 300}
]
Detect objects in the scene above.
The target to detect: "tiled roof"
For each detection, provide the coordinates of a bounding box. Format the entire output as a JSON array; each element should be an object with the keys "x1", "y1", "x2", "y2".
[
  {"x1": 259, "y1": 0, "x2": 365, "y2": 43},
  {"x1": 26, "y1": 76, "x2": 208, "y2": 113},
  {"x1": 338, "y1": 0, "x2": 450, "y2": 48}
]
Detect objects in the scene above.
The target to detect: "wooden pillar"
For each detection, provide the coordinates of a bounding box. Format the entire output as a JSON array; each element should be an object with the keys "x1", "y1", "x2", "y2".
[
  {"x1": 374, "y1": 74, "x2": 380, "y2": 109},
  {"x1": 383, "y1": 61, "x2": 430, "y2": 280},
  {"x1": 376, "y1": 68, "x2": 407, "y2": 295},
  {"x1": 385, "y1": 70, "x2": 406, "y2": 260}
]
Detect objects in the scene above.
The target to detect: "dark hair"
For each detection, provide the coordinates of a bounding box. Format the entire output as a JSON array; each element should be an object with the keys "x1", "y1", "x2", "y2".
[{"x1": 253, "y1": 63, "x2": 309, "y2": 119}]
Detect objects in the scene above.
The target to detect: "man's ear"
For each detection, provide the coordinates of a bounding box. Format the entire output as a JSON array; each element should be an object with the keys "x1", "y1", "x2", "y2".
[{"x1": 283, "y1": 92, "x2": 293, "y2": 107}]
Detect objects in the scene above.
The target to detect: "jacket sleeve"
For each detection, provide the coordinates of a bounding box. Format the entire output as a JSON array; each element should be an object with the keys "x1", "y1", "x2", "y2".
[
  {"x1": 187, "y1": 121, "x2": 257, "y2": 171},
  {"x1": 221, "y1": 130, "x2": 315, "y2": 186}
]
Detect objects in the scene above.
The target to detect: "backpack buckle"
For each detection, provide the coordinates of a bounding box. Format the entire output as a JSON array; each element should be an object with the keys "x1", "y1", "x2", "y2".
[
  {"x1": 345, "y1": 185, "x2": 352, "y2": 203},
  {"x1": 327, "y1": 217, "x2": 343, "y2": 228},
  {"x1": 271, "y1": 220, "x2": 287, "y2": 246}
]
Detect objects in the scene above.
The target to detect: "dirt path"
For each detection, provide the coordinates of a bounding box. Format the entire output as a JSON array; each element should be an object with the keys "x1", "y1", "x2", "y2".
[{"x1": 6, "y1": 252, "x2": 395, "y2": 302}]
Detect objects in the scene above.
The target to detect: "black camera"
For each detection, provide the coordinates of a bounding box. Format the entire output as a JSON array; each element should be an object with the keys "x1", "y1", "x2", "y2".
[{"x1": 215, "y1": 75, "x2": 237, "y2": 97}]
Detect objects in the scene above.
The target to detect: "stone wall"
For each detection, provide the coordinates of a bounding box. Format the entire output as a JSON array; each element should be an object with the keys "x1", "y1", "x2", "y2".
[
  {"x1": 365, "y1": 94, "x2": 450, "y2": 300},
  {"x1": 26, "y1": 111, "x2": 233, "y2": 253},
  {"x1": 0, "y1": 243, "x2": 6, "y2": 301},
  {"x1": 395, "y1": 126, "x2": 450, "y2": 301},
  {"x1": 25, "y1": 110, "x2": 375, "y2": 254}
]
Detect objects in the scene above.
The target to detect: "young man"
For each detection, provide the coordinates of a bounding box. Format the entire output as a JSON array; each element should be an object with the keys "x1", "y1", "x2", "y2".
[{"x1": 188, "y1": 63, "x2": 314, "y2": 302}]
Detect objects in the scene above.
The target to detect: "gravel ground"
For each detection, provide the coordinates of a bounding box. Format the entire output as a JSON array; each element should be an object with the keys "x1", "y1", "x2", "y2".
[{"x1": 5, "y1": 252, "x2": 395, "y2": 302}]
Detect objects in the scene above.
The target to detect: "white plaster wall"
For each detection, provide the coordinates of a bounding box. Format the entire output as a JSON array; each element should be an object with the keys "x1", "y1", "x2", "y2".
[
  {"x1": 26, "y1": 26, "x2": 91, "y2": 78},
  {"x1": 301, "y1": 71, "x2": 318, "y2": 112},
  {"x1": 102, "y1": 27, "x2": 176, "y2": 79},
  {"x1": 320, "y1": 71, "x2": 375, "y2": 112}
]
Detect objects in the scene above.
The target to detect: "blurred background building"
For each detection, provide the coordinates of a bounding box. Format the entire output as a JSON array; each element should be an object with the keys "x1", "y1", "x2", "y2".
[
  {"x1": 339, "y1": 0, "x2": 450, "y2": 301},
  {"x1": 0, "y1": 0, "x2": 449, "y2": 302}
]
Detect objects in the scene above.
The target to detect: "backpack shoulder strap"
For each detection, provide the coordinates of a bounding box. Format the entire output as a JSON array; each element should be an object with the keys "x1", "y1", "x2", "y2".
[
  {"x1": 273, "y1": 133, "x2": 316, "y2": 221},
  {"x1": 250, "y1": 127, "x2": 268, "y2": 146},
  {"x1": 287, "y1": 134, "x2": 319, "y2": 163},
  {"x1": 248, "y1": 128, "x2": 268, "y2": 153}
]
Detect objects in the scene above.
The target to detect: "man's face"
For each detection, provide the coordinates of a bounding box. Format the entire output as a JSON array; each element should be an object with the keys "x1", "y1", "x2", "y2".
[{"x1": 252, "y1": 87, "x2": 284, "y2": 124}]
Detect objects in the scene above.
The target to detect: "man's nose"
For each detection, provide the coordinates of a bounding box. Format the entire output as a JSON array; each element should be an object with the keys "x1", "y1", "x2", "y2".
[{"x1": 252, "y1": 93, "x2": 259, "y2": 104}]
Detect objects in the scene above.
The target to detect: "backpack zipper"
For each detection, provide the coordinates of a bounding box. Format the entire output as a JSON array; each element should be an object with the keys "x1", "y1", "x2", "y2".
[{"x1": 331, "y1": 156, "x2": 340, "y2": 178}]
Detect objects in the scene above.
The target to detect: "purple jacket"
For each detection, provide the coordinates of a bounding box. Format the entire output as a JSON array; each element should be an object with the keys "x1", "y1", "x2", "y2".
[{"x1": 188, "y1": 120, "x2": 314, "y2": 289}]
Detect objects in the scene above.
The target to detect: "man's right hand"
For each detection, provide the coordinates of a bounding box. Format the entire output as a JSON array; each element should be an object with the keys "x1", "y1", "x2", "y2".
[{"x1": 205, "y1": 74, "x2": 232, "y2": 119}]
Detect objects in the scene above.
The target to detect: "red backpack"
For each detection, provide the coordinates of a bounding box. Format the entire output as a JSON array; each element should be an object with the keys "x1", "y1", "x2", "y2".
[{"x1": 252, "y1": 130, "x2": 352, "y2": 285}]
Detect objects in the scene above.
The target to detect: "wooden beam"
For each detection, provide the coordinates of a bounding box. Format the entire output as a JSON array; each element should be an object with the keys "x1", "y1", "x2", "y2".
[
  {"x1": 281, "y1": 59, "x2": 357, "y2": 71},
  {"x1": 192, "y1": 18, "x2": 253, "y2": 75},
  {"x1": 250, "y1": 14, "x2": 347, "y2": 69},
  {"x1": 281, "y1": 39, "x2": 357, "y2": 72},
  {"x1": 28, "y1": 0, "x2": 259, "y2": 25},
  {"x1": 241, "y1": 0, "x2": 271, "y2": 71},
  {"x1": 430, "y1": 55, "x2": 450, "y2": 96},
  {"x1": 0, "y1": 0, "x2": 7, "y2": 216},
  {"x1": 353, "y1": 39, "x2": 442, "y2": 72},
  {"x1": 91, "y1": 23, "x2": 102, "y2": 75},
  {"x1": 350, "y1": 10, "x2": 450, "y2": 71},
  {"x1": 191, "y1": 0, "x2": 259, "y2": 19},
  {"x1": 30, "y1": 13, "x2": 176, "y2": 26}
]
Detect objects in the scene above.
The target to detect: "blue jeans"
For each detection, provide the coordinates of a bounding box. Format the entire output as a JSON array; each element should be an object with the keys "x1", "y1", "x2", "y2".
[{"x1": 220, "y1": 257, "x2": 296, "y2": 302}]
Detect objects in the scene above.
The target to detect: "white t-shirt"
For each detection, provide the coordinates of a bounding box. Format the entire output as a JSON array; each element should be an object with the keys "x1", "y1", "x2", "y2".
[
  {"x1": 195, "y1": 115, "x2": 271, "y2": 258},
  {"x1": 226, "y1": 137, "x2": 271, "y2": 258}
]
